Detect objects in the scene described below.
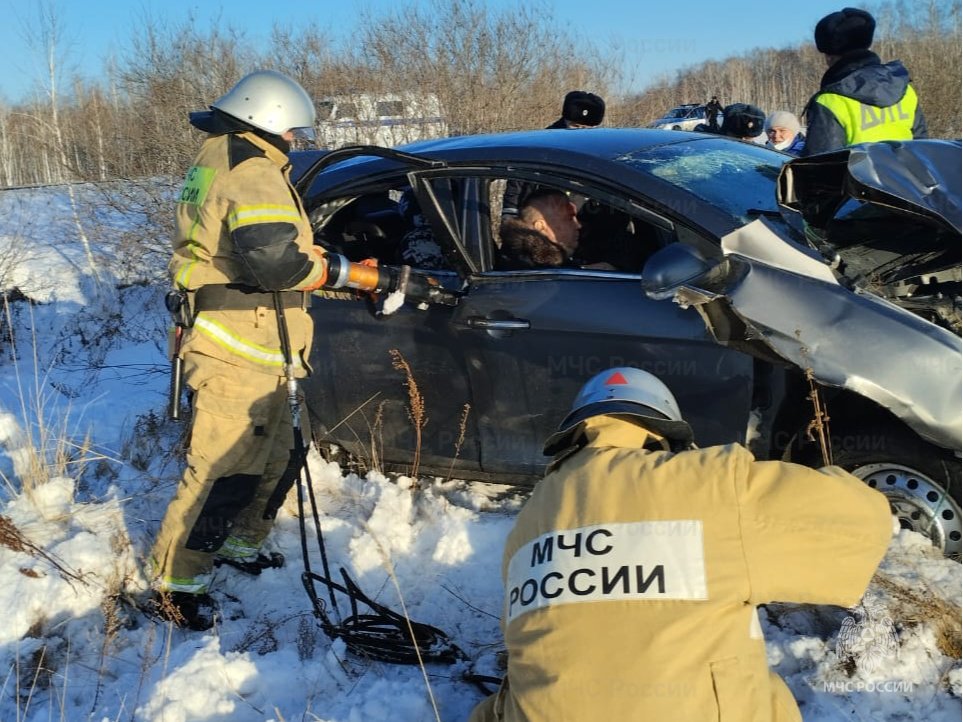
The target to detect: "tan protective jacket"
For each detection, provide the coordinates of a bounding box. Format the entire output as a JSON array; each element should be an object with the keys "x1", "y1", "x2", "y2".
[
  {"x1": 170, "y1": 131, "x2": 327, "y2": 376},
  {"x1": 473, "y1": 416, "x2": 892, "y2": 722}
]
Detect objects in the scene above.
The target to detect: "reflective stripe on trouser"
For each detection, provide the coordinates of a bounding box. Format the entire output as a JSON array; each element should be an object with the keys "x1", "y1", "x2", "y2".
[
  {"x1": 216, "y1": 534, "x2": 263, "y2": 561},
  {"x1": 151, "y1": 352, "x2": 295, "y2": 591}
]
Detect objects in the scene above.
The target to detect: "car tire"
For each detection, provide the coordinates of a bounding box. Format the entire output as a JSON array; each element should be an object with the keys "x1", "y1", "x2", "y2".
[
  {"x1": 798, "y1": 424, "x2": 961, "y2": 558},
  {"x1": 671, "y1": 124, "x2": 682, "y2": 131}
]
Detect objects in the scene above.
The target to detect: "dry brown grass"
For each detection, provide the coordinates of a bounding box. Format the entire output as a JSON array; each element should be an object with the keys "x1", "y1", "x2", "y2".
[
  {"x1": 91, "y1": 580, "x2": 124, "y2": 713},
  {"x1": 446, "y1": 403, "x2": 471, "y2": 482},
  {"x1": 389, "y1": 349, "x2": 427, "y2": 478},
  {"x1": 872, "y1": 572, "x2": 962, "y2": 659},
  {"x1": 804, "y1": 370, "x2": 833, "y2": 467},
  {"x1": 0, "y1": 513, "x2": 28, "y2": 553},
  {"x1": 0, "y1": 514, "x2": 85, "y2": 584},
  {"x1": 369, "y1": 400, "x2": 386, "y2": 473},
  {"x1": 1, "y1": 297, "x2": 111, "y2": 508},
  {"x1": 150, "y1": 590, "x2": 188, "y2": 629}
]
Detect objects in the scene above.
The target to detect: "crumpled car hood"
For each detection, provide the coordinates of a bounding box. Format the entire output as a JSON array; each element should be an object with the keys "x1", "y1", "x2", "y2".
[
  {"x1": 778, "y1": 140, "x2": 962, "y2": 235},
  {"x1": 660, "y1": 220, "x2": 962, "y2": 451}
]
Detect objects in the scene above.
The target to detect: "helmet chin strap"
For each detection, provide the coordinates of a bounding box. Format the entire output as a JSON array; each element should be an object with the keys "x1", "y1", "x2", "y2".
[{"x1": 645, "y1": 436, "x2": 672, "y2": 452}]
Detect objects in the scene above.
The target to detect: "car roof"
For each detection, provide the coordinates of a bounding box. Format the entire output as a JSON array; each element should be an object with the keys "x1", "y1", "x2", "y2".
[
  {"x1": 293, "y1": 128, "x2": 790, "y2": 239},
  {"x1": 400, "y1": 127, "x2": 699, "y2": 155},
  {"x1": 303, "y1": 128, "x2": 738, "y2": 181}
]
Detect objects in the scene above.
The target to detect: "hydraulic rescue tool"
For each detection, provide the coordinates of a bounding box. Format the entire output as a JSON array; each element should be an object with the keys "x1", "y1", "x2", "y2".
[{"x1": 164, "y1": 257, "x2": 459, "y2": 421}]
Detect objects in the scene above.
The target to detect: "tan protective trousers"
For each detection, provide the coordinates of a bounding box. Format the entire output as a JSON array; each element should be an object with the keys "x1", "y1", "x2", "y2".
[{"x1": 151, "y1": 352, "x2": 296, "y2": 592}]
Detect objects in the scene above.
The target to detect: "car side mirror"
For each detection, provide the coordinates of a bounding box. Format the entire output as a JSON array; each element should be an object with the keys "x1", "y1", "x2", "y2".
[{"x1": 641, "y1": 243, "x2": 727, "y2": 300}]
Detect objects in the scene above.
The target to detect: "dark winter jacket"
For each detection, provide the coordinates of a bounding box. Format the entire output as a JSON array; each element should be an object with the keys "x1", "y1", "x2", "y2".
[
  {"x1": 705, "y1": 100, "x2": 723, "y2": 128},
  {"x1": 802, "y1": 50, "x2": 927, "y2": 157},
  {"x1": 497, "y1": 218, "x2": 575, "y2": 270}
]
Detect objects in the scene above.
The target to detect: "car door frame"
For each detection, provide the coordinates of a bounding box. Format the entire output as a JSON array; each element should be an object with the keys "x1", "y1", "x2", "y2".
[{"x1": 404, "y1": 163, "x2": 757, "y2": 476}]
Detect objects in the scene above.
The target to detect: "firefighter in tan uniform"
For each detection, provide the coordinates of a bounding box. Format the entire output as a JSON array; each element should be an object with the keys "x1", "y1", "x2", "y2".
[
  {"x1": 152, "y1": 70, "x2": 406, "y2": 629},
  {"x1": 470, "y1": 367, "x2": 893, "y2": 722}
]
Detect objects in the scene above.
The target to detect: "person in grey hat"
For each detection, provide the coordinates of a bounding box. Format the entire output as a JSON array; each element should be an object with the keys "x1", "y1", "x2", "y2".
[
  {"x1": 469, "y1": 367, "x2": 894, "y2": 722},
  {"x1": 765, "y1": 110, "x2": 807, "y2": 155},
  {"x1": 802, "y1": 7, "x2": 926, "y2": 156}
]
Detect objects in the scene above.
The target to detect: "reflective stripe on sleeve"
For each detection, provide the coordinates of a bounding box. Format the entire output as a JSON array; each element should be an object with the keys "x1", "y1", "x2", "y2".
[
  {"x1": 174, "y1": 240, "x2": 205, "y2": 288},
  {"x1": 227, "y1": 204, "x2": 302, "y2": 231}
]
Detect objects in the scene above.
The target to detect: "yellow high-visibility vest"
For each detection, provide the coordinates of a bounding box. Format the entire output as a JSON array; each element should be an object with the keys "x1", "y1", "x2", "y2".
[{"x1": 815, "y1": 84, "x2": 918, "y2": 146}]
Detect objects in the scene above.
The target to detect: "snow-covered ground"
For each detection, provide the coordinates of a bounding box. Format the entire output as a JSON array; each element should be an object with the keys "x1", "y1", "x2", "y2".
[{"x1": 0, "y1": 184, "x2": 959, "y2": 722}]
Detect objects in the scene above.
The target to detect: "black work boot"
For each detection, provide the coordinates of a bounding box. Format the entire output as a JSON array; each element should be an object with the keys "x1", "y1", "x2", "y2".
[
  {"x1": 152, "y1": 591, "x2": 217, "y2": 631},
  {"x1": 213, "y1": 551, "x2": 285, "y2": 576}
]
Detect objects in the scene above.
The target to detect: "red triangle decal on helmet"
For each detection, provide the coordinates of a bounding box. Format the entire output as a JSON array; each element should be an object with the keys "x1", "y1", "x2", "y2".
[{"x1": 604, "y1": 371, "x2": 629, "y2": 385}]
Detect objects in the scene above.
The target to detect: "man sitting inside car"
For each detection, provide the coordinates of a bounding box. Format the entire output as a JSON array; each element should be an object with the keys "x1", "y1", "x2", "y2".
[
  {"x1": 499, "y1": 189, "x2": 620, "y2": 271},
  {"x1": 499, "y1": 189, "x2": 598, "y2": 270}
]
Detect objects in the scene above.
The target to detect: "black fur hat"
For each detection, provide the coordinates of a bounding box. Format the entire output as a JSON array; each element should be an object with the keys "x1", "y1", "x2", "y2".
[
  {"x1": 562, "y1": 91, "x2": 605, "y2": 126},
  {"x1": 721, "y1": 103, "x2": 765, "y2": 138},
  {"x1": 814, "y1": 8, "x2": 875, "y2": 55}
]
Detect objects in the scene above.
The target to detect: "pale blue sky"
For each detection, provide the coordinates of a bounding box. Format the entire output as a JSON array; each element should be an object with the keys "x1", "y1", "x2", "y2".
[{"x1": 1, "y1": 0, "x2": 857, "y2": 103}]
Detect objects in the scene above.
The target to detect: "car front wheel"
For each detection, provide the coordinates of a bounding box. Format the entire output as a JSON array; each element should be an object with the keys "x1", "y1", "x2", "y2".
[{"x1": 851, "y1": 461, "x2": 961, "y2": 558}]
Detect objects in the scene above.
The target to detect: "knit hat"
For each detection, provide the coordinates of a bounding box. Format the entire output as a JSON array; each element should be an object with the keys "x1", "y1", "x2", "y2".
[
  {"x1": 764, "y1": 110, "x2": 801, "y2": 134},
  {"x1": 814, "y1": 8, "x2": 875, "y2": 55},
  {"x1": 562, "y1": 91, "x2": 605, "y2": 126},
  {"x1": 721, "y1": 103, "x2": 765, "y2": 138}
]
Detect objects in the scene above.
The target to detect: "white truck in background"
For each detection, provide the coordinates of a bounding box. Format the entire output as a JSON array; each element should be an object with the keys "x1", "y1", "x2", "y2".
[{"x1": 316, "y1": 93, "x2": 448, "y2": 149}]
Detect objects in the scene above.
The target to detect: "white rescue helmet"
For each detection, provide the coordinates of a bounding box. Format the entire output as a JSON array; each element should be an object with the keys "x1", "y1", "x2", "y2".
[
  {"x1": 543, "y1": 367, "x2": 694, "y2": 454},
  {"x1": 212, "y1": 70, "x2": 316, "y2": 138}
]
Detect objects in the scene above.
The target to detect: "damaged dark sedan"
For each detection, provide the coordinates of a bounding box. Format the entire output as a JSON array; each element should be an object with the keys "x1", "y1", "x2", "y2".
[{"x1": 291, "y1": 131, "x2": 961, "y2": 556}]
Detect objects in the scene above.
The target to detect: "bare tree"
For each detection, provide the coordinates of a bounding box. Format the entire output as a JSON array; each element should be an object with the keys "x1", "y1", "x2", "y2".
[
  {"x1": 351, "y1": 0, "x2": 615, "y2": 134},
  {"x1": 18, "y1": 0, "x2": 99, "y2": 280},
  {"x1": 0, "y1": 0, "x2": 956, "y2": 198}
]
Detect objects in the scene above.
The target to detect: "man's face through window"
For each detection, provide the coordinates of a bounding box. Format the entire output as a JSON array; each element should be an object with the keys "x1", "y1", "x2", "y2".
[{"x1": 529, "y1": 194, "x2": 581, "y2": 257}]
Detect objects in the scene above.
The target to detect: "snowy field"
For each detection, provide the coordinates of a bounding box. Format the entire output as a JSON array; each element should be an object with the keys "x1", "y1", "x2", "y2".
[{"x1": 0, "y1": 183, "x2": 959, "y2": 722}]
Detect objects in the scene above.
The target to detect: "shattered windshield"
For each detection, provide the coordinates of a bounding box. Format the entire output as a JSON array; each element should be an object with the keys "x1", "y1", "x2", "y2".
[{"x1": 621, "y1": 139, "x2": 785, "y2": 225}]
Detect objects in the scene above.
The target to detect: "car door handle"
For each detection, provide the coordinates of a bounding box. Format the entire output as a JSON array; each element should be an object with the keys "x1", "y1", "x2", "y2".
[{"x1": 464, "y1": 316, "x2": 531, "y2": 330}]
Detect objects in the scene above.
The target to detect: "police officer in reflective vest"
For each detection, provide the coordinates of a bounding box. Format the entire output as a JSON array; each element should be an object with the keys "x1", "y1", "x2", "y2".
[
  {"x1": 470, "y1": 368, "x2": 893, "y2": 722},
  {"x1": 152, "y1": 70, "x2": 409, "y2": 630},
  {"x1": 802, "y1": 7, "x2": 927, "y2": 156}
]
